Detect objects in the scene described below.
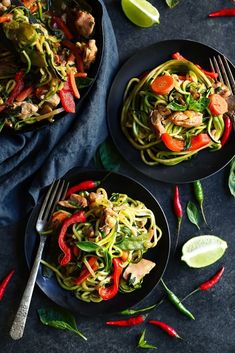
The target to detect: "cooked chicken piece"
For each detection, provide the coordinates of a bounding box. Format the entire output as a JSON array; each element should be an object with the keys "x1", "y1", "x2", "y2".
[
  {"x1": 83, "y1": 39, "x2": 98, "y2": 70},
  {"x1": 123, "y1": 259, "x2": 156, "y2": 286},
  {"x1": 170, "y1": 110, "x2": 203, "y2": 128},
  {"x1": 57, "y1": 200, "x2": 78, "y2": 209},
  {"x1": 0, "y1": 0, "x2": 10, "y2": 11},
  {"x1": 13, "y1": 102, "x2": 38, "y2": 120},
  {"x1": 69, "y1": 194, "x2": 88, "y2": 208},
  {"x1": 150, "y1": 109, "x2": 166, "y2": 137},
  {"x1": 214, "y1": 82, "x2": 231, "y2": 99},
  {"x1": 45, "y1": 93, "x2": 60, "y2": 107},
  {"x1": 74, "y1": 10, "x2": 95, "y2": 38}
]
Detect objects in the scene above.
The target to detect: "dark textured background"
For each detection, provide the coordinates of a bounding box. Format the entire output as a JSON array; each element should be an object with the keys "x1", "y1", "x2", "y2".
[{"x1": 1, "y1": 0, "x2": 235, "y2": 352}]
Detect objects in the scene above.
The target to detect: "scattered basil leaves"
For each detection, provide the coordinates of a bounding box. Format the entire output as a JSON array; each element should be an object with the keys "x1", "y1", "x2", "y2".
[
  {"x1": 77, "y1": 241, "x2": 99, "y2": 252},
  {"x1": 166, "y1": 0, "x2": 181, "y2": 8},
  {"x1": 137, "y1": 329, "x2": 157, "y2": 349},
  {"x1": 95, "y1": 137, "x2": 121, "y2": 172},
  {"x1": 228, "y1": 158, "x2": 235, "y2": 197},
  {"x1": 167, "y1": 101, "x2": 187, "y2": 111},
  {"x1": 187, "y1": 96, "x2": 209, "y2": 113},
  {"x1": 186, "y1": 201, "x2": 200, "y2": 229},
  {"x1": 38, "y1": 307, "x2": 87, "y2": 340}
]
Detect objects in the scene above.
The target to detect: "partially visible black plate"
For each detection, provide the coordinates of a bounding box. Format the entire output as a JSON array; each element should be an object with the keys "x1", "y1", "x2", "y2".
[
  {"x1": 107, "y1": 39, "x2": 235, "y2": 183},
  {"x1": 3, "y1": 0, "x2": 104, "y2": 134},
  {"x1": 24, "y1": 169, "x2": 170, "y2": 316}
]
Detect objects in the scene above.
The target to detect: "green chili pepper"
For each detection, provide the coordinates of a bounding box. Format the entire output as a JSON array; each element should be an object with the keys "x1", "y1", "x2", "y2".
[
  {"x1": 161, "y1": 279, "x2": 195, "y2": 320},
  {"x1": 193, "y1": 180, "x2": 208, "y2": 225}
]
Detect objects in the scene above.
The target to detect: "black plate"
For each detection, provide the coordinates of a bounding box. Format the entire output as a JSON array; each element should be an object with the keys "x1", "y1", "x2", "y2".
[
  {"x1": 24, "y1": 169, "x2": 170, "y2": 316},
  {"x1": 3, "y1": 0, "x2": 104, "y2": 134},
  {"x1": 107, "y1": 39, "x2": 235, "y2": 183}
]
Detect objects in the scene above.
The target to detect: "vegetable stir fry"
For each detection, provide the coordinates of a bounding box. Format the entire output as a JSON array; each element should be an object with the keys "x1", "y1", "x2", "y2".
[
  {"x1": 42, "y1": 186, "x2": 162, "y2": 303},
  {"x1": 121, "y1": 53, "x2": 232, "y2": 166},
  {"x1": 0, "y1": 0, "x2": 98, "y2": 131}
]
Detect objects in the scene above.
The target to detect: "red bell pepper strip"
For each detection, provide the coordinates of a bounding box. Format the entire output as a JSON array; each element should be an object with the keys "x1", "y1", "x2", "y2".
[
  {"x1": 6, "y1": 71, "x2": 25, "y2": 105},
  {"x1": 0, "y1": 13, "x2": 13, "y2": 23},
  {"x1": 16, "y1": 86, "x2": 33, "y2": 102},
  {"x1": 98, "y1": 258, "x2": 123, "y2": 300},
  {"x1": 59, "y1": 78, "x2": 76, "y2": 113},
  {"x1": 208, "y1": 8, "x2": 235, "y2": 17},
  {"x1": 74, "y1": 256, "x2": 98, "y2": 285},
  {"x1": 106, "y1": 315, "x2": 146, "y2": 326},
  {"x1": 68, "y1": 71, "x2": 80, "y2": 99},
  {"x1": 66, "y1": 180, "x2": 101, "y2": 198},
  {"x1": 161, "y1": 133, "x2": 211, "y2": 152},
  {"x1": 221, "y1": 116, "x2": 232, "y2": 145},
  {"x1": 172, "y1": 52, "x2": 218, "y2": 79},
  {"x1": 51, "y1": 16, "x2": 73, "y2": 40},
  {"x1": 62, "y1": 40, "x2": 84, "y2": 72},
  {"x1": 58, "y1": 211, "x2": 86, "y2": 266},
  {"x1": 0, "y1": 270, "x2": 15, "y2": 300}
]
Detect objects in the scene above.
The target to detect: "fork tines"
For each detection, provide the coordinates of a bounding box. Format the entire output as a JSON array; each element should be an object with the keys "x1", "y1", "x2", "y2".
[
  {"x1": 209, "y1": 55, "x2": 235, "y2": 95},
  {"x1": 39, "y1": 179, "x2": 69, "y2": 223}
]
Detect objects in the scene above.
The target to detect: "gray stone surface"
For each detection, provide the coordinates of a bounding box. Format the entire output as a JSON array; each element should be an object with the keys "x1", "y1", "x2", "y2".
[{"x1": 1, "y1": 0, "x2": 235, "y2": 352}]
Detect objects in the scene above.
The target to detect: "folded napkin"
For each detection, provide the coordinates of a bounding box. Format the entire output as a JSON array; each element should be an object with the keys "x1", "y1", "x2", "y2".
[{"x1": 0, "y1": 1, "x2": 119, "y2": 226}]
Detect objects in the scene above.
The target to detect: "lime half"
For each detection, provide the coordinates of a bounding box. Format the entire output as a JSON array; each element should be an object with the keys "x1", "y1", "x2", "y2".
[
  {"x1": 181, "y1": 235, "x2": 227, "y2": 268},
  {"x1": 121, "y1": 0, "x2": 160, "y2": 28}
]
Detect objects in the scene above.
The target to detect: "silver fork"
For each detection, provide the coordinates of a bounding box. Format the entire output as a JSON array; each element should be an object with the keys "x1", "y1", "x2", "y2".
[
  {"x1": 9, "y1": 179, "x2": 69, "y2": 340},
  {"x1": 209, "y1": 55, "x2": 235, "y2": 130}
]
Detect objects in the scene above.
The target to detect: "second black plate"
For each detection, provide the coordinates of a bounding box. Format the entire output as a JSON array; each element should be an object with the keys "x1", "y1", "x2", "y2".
[{"x1": 107, "y1": 39, "x2": 235, "y2": 183}]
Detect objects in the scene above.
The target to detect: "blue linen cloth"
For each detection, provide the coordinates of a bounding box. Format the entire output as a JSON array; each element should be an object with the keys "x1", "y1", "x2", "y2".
[{"x1": 0, "y1": 1, "x2": 119, "y2": 226}]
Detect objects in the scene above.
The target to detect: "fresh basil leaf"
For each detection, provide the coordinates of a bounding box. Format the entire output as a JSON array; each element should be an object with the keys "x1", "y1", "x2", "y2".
[
  {"x1": 187, "y1": 96, "x2": 209, "y2": 113},
  {"x1": 103, "y1": 250, "x2": 112, "y2": 272},
  {"x1": 167, "y1": 100, "x2": 187, "y2": 111},
  {"x1": 186, "y1": 201, "x2": 200, "y2": 229},
  {"x1": 95, "y1": 137, "x2": 122, "y2": 171},
  {"x1": 138, "y1": 329, "x2": 157, "y2": 349},
  {"x1": 228, "y1": 158, "x2": 235, "y2": 197},
  {"x1": 77, "y1": 241, "x2": 99, "y2": 252},
  {"x1": 38, "y1": 307, "x2": 87, "y2": 340},
  {"x1": 75, "y1": 77, "x2": 93, "y2": 89},
  {"x1": 166, "y1": 0, "x2": 181, "y2": 8}
]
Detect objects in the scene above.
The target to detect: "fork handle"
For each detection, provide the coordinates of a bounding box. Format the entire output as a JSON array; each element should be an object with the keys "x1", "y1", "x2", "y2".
[{"x1": 9, "y1": 236, "x2": 46, "y2": 340}]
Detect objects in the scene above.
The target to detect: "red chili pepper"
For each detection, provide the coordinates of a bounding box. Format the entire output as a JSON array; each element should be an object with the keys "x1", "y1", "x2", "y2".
[
  {"x1": 208, "y1": 8, "x2": 235, "y2": 17},
  {"x1": 51, "y1": 16, "x2": 73, "y2": 40},
  {"x1": 59, "y1": 78, "x2": 76, "y2": 113},
  {"x1": 149, "y1": 320, "x2": 182, "y2": 339},
  {"x1": 0, "y1": 270, "x2": 15, "y2": 300},
  {"x1": 181, "y1": 267, "x2": 225, "y2": 301},
  {"x1": 173, "y1": 185, "x2": 183, "y2": 251},
  {"x1": 58, "y1": 211, "x2": 86, "y2": 266},
  {"x1": 98, "y1": 258, "x2": 123, "y2": 300},
  {"x1": 221, "y1": 116, "x2": 232, "y2": 146},
  {"x1": 106, "y1": 315, "x2": 146, "y2": 327},
  {"x1": 6, "y1": 71, "x2": 25, "y2": 105},
  {"x1": 74, "y1": 256, "x2": 98, "y2": 285},
  {"x1": 66, "y1": 180, "x2": 101, "y2": 198}
]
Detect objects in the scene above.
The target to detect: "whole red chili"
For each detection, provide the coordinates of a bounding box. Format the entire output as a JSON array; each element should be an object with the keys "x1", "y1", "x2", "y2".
[
  {"x1": 58, "y1": 211, "x2": 86, "y2": 266},
  {"x1": 106, "y1": 315, "x2": 146, "y2": 327},
  {"x1": 66, "y1": 180, "x2": 101, "y2": 198},
  {"x1": 99, "y1": 258, "x2": 123, "y2": 300},
  {"x1": 149, "y1": 320, "x2": 182, "y2": 339},
  {"x1": 208, "y1": 8, "x2": 235, "y2": 17},
  {"x1": 0, "y1": 269, "x2": 15, "y2": 300},
  {"x1": 182, "y1": 266, "x2": 225, "y2": 301},
  {"x1": 221, "y1": 116, "x2": 232, "y2": 146},
  {"x1": 173, "y1": 185, "x2": 183, "y2": 251}
]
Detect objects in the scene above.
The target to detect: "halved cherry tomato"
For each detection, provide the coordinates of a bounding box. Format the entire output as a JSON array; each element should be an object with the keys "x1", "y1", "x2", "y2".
[
  {"x1": 208, "y1": 94, "x2": 228, "y2": 116},
  {"x1": 150, "y1": 75, "x2": 175, "y2": 95},
  {"x1": 162, "y1": 133, "x2": 211, "y2": 152}
]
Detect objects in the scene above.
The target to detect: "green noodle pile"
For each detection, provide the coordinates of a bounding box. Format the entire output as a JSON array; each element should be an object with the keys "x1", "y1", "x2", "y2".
[{"x1": 121, "y1": 60, "x2": 224, "y2": 166}]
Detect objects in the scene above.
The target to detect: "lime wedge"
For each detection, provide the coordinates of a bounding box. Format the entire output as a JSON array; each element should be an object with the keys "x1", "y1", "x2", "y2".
[
  {"x1": 181, "y1": 235, "x2": 227, "y2": 268},
  {"x1": 121, "y1": 0, "x2": 160, "y2": 28}
]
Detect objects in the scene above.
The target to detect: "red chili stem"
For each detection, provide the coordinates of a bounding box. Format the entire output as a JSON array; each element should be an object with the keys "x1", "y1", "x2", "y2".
[
  {"x1": 208, "y1": 8, "x2": 235, "y2": 17},
  {"x1": 58, "y1": 211, "x2": 86, "y2": 266},
  {"x1": 66, "y1": 180, "x2": 101, "y2": 198},
  {"x1": 106, "y1": 315, "x2": 146, "y2": 327},
  {"x1": 0, "y1": 270, "x2": 15, "y2": 300},
  {"x1": 221, "y1": 116, "x2": 232, "y2": 146},
  {"x1": 149, "y1": 320, "x2": 182, "y2": 339}
]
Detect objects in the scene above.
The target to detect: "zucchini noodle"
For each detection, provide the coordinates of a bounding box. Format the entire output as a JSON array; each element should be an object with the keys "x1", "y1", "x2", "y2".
[
  {"x1": 42, "y1": 185, "x2": 162, "y2": 303},
  {"x1": 121, "y1": 58, "x2": 229, "y2": 166}
]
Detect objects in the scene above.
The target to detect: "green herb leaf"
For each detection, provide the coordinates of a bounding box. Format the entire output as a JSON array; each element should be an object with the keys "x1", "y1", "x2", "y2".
[
  {"x1": 187, "y1": 96, "x2": 209, "y2": 113},
  {"x1": 38, "y1": 307, "x2": 87, "y2": 340},
  {"x1": 166, "y1": 0, "x2": 181, "y2": 8},
  {"x1": 186, "y1": 201, "x2": 200, "y2": 229},
  {"x1": 77, "y1": 241, "x2": 99, "y2": 252},
  {"x1": 75, "y1": 77, "x2": 93, "y2": 89},
  {"x1": 228, "y1": 158, "x2": 235, "y2": 197},
  {"x1": 167, "y1": 101, "x2": 187, "y2": 111},
  {"x1": 95, "y1": 137, "x2": 122, "y2": 171},
  {"x1": 137, "y1": 329, "x2": 157, "y2": 349},
  {"x1": 103, "y1": 250, "x2": 112, "y2": 272}
]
